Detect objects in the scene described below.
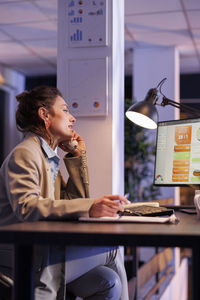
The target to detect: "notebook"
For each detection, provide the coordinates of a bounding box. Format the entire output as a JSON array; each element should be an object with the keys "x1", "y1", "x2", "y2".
[{"x1": 120, "y1": 205, "x2": 174, "y2": 217}]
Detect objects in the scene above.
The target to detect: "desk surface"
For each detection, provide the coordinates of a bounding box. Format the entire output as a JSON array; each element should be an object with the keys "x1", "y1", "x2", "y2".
[
  {"x1": 1, "y1": 212, "x2": 199, "y2": 300},
  {"x1": 0, "y1": 212, "x2": 199, "y2": 248}
]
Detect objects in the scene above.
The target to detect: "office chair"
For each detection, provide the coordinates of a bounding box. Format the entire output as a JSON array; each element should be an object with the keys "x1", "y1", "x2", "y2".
[
  {"x1": 0, "y1": 271, "x2": 80, "y2": 300},
  {"x1": 0, "y1": 272, "x2": 13, "y2": 300}
]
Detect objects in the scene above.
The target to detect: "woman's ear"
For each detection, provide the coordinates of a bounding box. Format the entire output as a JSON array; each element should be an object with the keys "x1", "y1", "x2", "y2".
[
  {"x1": 38, "y1": 106, "x2": 49, "y2": 122},
  {"x1": 38, "y1": 107, "x2": 51, "y2": 130}
]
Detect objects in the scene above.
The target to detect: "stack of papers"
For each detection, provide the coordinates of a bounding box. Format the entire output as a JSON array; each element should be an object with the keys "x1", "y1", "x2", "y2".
[{"x1": 79, "y1": 214, "x2": 178, "y2": 224}]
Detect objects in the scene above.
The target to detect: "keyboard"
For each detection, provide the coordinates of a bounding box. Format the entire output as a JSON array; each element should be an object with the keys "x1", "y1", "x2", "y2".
[{"x1": 120, "y1": 205, "x2": 174, "y2": 217}]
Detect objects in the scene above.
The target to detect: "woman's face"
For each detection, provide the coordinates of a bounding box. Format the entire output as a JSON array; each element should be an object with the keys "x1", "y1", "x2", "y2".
[{"x1": 47, "y1": 95, "x2": 76, "y2": 143}]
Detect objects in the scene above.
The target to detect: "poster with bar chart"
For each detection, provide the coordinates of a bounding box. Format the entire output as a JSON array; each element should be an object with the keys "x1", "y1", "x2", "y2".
[{"x1": 68, "y1": 0, "x2": 107, "y2": 47}]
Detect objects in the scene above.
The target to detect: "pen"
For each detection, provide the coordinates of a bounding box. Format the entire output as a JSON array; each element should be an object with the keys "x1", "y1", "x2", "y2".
[
  {"x1": 124, "y1": 193, "x2": 130, "y2": 199},
  {"x1": 114, "y1": 194, "x2": 130, "y2": 205}
]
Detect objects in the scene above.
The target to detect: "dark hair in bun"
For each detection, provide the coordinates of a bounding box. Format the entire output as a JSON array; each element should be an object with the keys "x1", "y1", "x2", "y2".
[{"x1": 16, "y1": 85, "x2": 62, "y2": 138}]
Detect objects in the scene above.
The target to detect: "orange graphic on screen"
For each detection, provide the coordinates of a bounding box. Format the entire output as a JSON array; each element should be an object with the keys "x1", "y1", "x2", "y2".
[
  {"x1": 173, "y1": 167, "x2": 189, "y2": 174},
  {"x1": 173, "y1": 160, "x2": 190, "y2": 167},
  {"x1": 172, "y1": 174, "x2": 189, "y2": 182},
  {"x1": 175, "y1": 126, "x2": 192, "y2": 145},
  {"x1": 172, "y1": 125, "x2": 192, "y2": 182},
  {"x1": 174, "y1": 145, "x2": 191, "y2": 152}
]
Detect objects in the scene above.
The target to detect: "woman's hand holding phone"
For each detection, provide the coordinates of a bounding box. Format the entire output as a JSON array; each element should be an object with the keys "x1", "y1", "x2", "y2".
[{"x1": 59, "y1": 131, "x2": 86, "y2": 156}]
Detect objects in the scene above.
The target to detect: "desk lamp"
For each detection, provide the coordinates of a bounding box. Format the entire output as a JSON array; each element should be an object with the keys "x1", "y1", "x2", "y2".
[{"x1": 125, "y1": 78, "x2": 199, "y2": 129}]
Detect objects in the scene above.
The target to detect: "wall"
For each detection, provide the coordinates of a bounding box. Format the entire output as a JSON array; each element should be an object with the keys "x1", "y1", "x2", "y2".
[{"x1": 0, "y1": 66, "x2": 25, "y2": 162}]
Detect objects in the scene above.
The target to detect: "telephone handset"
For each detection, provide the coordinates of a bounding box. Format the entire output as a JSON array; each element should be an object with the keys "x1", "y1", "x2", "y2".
[{"x1": 67, "y1": 139, "x2": 78, "y2": 151}]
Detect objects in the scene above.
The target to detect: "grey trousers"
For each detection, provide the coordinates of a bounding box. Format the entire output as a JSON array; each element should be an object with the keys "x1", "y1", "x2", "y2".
[{"x1": 35, "y1": 248, "x2": 129, "y2": 300}]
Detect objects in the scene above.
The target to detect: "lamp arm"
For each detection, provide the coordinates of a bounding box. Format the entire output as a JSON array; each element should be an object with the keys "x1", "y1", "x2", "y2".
[{"x1": 161, "y1": 96, "x2": 200, "y2": 117}]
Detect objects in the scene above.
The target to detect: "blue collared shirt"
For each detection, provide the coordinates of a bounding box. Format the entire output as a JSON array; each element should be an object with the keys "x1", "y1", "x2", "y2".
[{"x1": 38, "y1": 136, "x2": 60, "y2": 190}]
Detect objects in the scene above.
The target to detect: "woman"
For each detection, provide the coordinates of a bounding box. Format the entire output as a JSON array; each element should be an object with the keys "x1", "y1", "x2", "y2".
[{"x1": 0, "y1": 86, "x2": 129, "y2": 300}]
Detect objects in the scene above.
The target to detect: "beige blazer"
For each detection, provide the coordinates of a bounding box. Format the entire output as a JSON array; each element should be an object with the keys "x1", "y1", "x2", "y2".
[
  {"x1": 0, "y1": 133, "x2": 94, "y2": 225},
  {"x1": 0, "y1": 133, "x2": 95, "y2": 297}
]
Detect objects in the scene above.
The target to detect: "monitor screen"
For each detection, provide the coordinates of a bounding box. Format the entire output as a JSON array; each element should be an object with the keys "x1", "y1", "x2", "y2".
[{"x1": 154, "y1": 118, "x2": 200, "y2": 186}]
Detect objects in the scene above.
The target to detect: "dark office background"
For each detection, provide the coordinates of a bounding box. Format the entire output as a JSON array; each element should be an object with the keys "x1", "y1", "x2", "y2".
[
  {"x1": 26, "y1": 75, "x2": 57, "y2": 90},
  {"x1": 25, "y1": 73, "x2": 200, "y2": 100},
  {"x1": 125, "y1": 73, "x2": 200, "y2": 100},
  {"x1": 180, "y1": 74, "x2": 200, "y2": 99}
]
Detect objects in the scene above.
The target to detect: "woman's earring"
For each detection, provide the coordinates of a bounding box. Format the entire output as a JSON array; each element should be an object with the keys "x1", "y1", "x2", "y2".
[{"x1": 45, "y1": 121, "x2": 50, "y2": 130}]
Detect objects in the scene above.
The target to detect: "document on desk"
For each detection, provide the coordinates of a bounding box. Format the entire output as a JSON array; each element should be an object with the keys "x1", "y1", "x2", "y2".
[{"x1": 79, "y1": 214, "x2": 178, "y2": 224}]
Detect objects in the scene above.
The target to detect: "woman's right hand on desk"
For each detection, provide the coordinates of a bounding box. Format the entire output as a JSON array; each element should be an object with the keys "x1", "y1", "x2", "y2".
[{"x1": 89, "y1": 195, "x2": 129, "y2": 217}]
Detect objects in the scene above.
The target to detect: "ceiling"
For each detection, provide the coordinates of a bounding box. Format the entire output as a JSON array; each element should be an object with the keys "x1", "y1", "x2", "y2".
[{"x1": 0, "y1": 0, "x2": 199, "y2": 77}]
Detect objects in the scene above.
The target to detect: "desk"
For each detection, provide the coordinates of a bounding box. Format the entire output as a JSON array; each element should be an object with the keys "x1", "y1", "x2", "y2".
[{"x1": 0, "y1": 212, "x2": 199, "y2": 300}]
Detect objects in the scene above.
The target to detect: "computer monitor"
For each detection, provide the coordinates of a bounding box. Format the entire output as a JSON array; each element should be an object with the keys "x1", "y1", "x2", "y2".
[{"x1": 154, "y1": 118, "x2": 200, "y2": 186}]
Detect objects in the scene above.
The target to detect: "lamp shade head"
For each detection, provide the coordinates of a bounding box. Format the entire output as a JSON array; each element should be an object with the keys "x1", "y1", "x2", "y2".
[{"x1": 125, "y1": 88, "x2": 159, "y2": 129}]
